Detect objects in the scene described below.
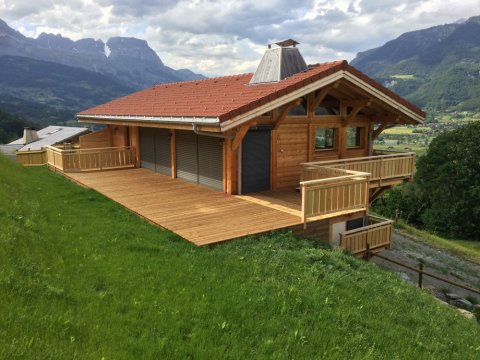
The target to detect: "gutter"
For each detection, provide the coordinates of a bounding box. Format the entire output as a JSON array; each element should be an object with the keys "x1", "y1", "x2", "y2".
[
  {"x1": 76, "y1": 114, "x2": 221, "y2": 125},
  {"x1": 193, "y1": 124, "x2": 234, "y2": 139}
]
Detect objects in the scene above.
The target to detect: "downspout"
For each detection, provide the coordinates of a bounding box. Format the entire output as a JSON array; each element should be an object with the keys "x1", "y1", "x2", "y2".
[{"x1": 192, "y1": 124, "x2": 234, "y2": 139}]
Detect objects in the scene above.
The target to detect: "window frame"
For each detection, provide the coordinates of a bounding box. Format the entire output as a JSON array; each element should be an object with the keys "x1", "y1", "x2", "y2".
[
  {"x1": 314, "y1": 127, "x2": 338, "y2": 152},
  {"x1": 346, "y1": 126, "x2": 365, "y2": 149}
]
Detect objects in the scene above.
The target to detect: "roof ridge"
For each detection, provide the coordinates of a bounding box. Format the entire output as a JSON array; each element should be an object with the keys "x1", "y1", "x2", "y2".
[{"x1": 153, "y1": 73, "x2": 254, "y2": 89}]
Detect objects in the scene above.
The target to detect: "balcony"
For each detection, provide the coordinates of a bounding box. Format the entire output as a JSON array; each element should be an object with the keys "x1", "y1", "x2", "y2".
[
  {"x1": 46, "y1": 145, "x2": 136, "y2": 173},
  {"x1": 297, "y1": 152, "x2": 415, "y2": 227}
]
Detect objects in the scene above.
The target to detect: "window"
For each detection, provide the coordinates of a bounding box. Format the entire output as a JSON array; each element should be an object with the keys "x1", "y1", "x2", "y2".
[
  {"x1": 315, "y1": 128, "x2": 336, "y2": 151},
  {"x1": 288, "y1": 96, "x2": 308, "y2": 116},
  {"x1": 346, "y1": 127, "x2": 363, "y2": 148},
  {"x1": 314, "y1": 95, "x2": 340, "y2": 116}
]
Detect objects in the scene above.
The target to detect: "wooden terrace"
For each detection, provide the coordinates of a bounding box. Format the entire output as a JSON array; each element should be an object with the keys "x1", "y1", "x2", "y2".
[
  {"x1": 48, "y1": 146, "x2": 412, "y2": 247},
  {"x1": 64, "y1": 169, "x2": 304, "y2": 246}
]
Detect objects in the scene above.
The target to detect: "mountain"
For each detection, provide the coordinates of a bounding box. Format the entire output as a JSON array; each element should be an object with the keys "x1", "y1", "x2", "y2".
[
  {"x1": 351, "y1": 16, "x2": 480, "y2": 113},
  {"x1": 0, "y1": 19, "x2": 204, "y2": 124},
  {"x1": 0, "y1": 55, "x2": 135, "y2": 124},
  {"x1": 0, "y1": 19, "x2": 204, "y2": 90}
]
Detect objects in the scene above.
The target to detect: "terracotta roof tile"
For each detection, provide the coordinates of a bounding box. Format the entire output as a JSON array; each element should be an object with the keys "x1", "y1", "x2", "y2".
[{"x1": 77, "y1": 60, "x2": 425, "y2": 122}]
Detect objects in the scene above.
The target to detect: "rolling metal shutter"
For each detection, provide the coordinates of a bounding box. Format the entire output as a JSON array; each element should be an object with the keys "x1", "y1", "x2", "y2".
[
  {"x1": 242, "y1": 128, "x2": 271, "y2": 193},
  {"x1": 198, "y1": 135, "x2": 223, "y2": 190},
  {"x1": 154, "y1": 128, "x2": 171, "y2": 176},
  {"x1": 139, "y1": 127, "x2": 156, "y2": 171},
  {"x1": 175, "y1": 130, "x2": 198, "y2": 183}
]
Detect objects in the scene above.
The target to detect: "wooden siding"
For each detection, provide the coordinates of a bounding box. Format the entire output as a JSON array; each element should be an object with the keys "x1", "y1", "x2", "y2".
[
  {"x1": 275, "y1": 123, "x2": 309, "y2": 188},
  {"x1": 79, "y1": 128, "x2": 110, "y2": 149}
]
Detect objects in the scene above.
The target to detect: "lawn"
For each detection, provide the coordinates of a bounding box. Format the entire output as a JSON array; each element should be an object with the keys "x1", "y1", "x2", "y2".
[{"x1": 1, "y1": 155, "x2": 479, "y2": 359}]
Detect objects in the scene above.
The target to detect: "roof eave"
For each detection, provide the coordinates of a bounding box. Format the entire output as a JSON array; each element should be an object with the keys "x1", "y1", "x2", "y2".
[{"x1": 76, "y1": 114, "x2": 221, "y2": 126}]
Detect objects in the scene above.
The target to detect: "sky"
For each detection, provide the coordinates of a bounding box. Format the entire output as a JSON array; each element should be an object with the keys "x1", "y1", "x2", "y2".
[{"x1": 1, "y1": 0, "x2": 480, "y2": 76}]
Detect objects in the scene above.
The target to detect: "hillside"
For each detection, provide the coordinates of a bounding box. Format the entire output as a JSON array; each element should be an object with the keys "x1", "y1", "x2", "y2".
[
  {"x1": 0, "y1": 55, "x2": 134, "y2": 124},
  {"x1": 351, "y1": 16, "x2": 480, "y2": 112},
  {"x1": 0, "y1": 155, "x2": 478, "y2": 359},
  {"x1": 0, "y1": 109, "x2": 38, "y2": 143}
]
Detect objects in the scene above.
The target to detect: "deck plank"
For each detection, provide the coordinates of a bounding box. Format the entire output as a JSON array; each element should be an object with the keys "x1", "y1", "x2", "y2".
[{"x1": 65, "y1": 169, "x2": 303, "y2": 246}]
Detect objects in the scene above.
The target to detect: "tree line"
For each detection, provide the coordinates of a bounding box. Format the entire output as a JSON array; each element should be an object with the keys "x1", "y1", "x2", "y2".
[{"x1": 373, "y1": 122, "x2": 480, "y2": 241}]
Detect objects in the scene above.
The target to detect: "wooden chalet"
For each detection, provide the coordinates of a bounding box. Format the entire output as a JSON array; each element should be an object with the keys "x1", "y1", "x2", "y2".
[{"x1": 47, "y1": 40, "x2": 425, "y2": 251}]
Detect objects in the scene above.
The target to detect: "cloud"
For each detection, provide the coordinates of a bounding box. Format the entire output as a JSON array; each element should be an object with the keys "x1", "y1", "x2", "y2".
[{"x1": 1, "y1": 0, "x2": 480, "y2": 76}]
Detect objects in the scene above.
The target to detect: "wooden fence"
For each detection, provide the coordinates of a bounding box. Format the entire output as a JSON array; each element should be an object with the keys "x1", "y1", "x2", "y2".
[
  {"x1": 300, "y1": 167, "x2": 370, "y2": 227},
  {"x1": 303, "y1": 152, "x2": 415, "y2": 187},
  {"x1": 16, "y1": 150, "x2": 47, "y2": 166},
  {"x1": 339, "y1": 216, "x2": 393, "y2": 255},
  {"x1": 46, "y1": 146, "x2": 135, "y2": 172}
]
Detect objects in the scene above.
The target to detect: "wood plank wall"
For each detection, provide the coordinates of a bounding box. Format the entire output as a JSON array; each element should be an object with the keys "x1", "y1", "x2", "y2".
[
  {"x1": 79, "y1": 128, "x2": 110, "y2": 148},
  {"x1": 273, "y1": 115, "x2": 371, "y2": 188}
]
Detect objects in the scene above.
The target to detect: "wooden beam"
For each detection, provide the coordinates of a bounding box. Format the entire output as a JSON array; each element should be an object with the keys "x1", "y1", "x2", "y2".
[
  {"x1": 272, "y1": 98, "x2": 302, "y2": 130},
  {"x1": 232, "y1": 119, "x2": 257, "y2": 151},
  {"x1": 170, "y1": 130, "x2": 176, "y2": 178},
  {"x1": 372, "y1": 123, "x2": 392, "y2": 140},
  {"x1": 345, "y1": 99, "x2": 372, "y2": 122},
  {"x1": 309, "y1": 82, "x2": 339, "y2": 113}
]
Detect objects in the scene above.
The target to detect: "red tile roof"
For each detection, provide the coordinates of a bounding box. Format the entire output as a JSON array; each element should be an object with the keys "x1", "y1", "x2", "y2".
[{"x1": 77, "y1": 60, "x2": 425, "y2": 122}]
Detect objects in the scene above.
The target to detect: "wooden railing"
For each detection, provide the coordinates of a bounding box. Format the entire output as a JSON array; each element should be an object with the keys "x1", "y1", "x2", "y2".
[
  {"x1": 46, "y1": 146, "x2": 135, "y2": 172},
  {"x1": 300, "y1": 167, "x2": 370, "y2": 227},
  {"x1": 16, "y1": 150, "x2": 47, "y2": 166},
  {"x1": 339, "y1": 216, "x2": 393, "y2": 256},
  {"x1": 303, "y1": 152, "x2": 415, "y2": 187}
]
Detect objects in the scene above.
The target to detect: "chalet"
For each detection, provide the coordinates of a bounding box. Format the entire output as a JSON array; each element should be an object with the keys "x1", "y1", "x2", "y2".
[
  {"x1": 1, "y1": 126, "x2": 90, "y2": 165},
  {"x1": 46, "y1": 40, "x2": 425, "y2": 251}
]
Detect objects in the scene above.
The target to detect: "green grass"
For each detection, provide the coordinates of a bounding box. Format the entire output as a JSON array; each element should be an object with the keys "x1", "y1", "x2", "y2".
[
  {"x1": 374, "y1": 144, "x2": 427, "y2": 156},
  {"x1": 395, "y1": 221, "x2": 480, "y2": 262},
  {"x1": 1, "y1": 155, "x2": 479, "y2": 359},
  {"x1": 383, "y1": 126, "x2": 414, "y2": 135}
]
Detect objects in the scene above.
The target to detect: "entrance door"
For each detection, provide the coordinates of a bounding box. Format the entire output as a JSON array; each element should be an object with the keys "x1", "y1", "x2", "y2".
[{"x1": 242, "y1": 128, "x2": 271, "y2": 194}]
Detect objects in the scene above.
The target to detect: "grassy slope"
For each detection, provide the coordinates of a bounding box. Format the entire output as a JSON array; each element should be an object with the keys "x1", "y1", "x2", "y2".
[
  {"x1": 395, "y1": 221, "x2": 480, "y2": 262},
  {"x1": 0, "y1": 155, "x2": 479, "y2": 359}
]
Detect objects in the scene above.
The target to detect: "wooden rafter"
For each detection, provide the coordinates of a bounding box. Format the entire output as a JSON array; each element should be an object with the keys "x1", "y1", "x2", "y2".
[
  {"x1": 345, "y1": 99, "x2": 372, "y2": 122},
  {"x1": 272, "y1": 98, "x2": 302, "y2": 130},
  {"x1": 309, "y1": 83, "x2": 337, "y2": 113}
]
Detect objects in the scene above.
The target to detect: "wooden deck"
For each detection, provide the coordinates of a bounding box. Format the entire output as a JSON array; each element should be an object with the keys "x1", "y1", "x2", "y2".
[{"x1": 64, "y1": 169, "x2": 303, "y2": 246}]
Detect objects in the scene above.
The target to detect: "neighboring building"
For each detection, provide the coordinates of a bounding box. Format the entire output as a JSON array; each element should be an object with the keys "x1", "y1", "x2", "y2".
[
  {"x1": 1, "y1": 126, "x2": 90, "y2": 165},
  {"x1": 65, "y1": 40, "x2": 425, "y2": 248}
]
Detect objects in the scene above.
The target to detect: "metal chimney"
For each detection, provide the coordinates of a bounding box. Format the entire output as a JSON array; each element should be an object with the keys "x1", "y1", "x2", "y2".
[{"x1": 249, "y1": 39, "x2": 307, "y2": 84}]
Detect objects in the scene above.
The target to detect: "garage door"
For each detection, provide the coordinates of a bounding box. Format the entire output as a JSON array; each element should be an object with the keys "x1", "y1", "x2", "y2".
[
  {"x1": 139, "y1": 127, "x2": 171, "y2": 175},
  {"x1": 198, "y1": 135, "x2": 223, "y2": 190},
  {"x1": 154, "y1": 128, "x2": 171, "y2": 176},
  {"x1": 176, "y1": 130, "x2": 223, "y2": 190},
  {"x1": 139, "y1": 127, "x2": 155, "y2": 171},
  {"x1": 242, "y1": 128, "x2": 271, "y2": 193}
]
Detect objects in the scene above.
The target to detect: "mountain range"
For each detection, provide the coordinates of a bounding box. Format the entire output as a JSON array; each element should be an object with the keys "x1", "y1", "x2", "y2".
[
  {"x1": 0, "y1": 19, "x2": 203, "y2": 124},
  {"x1": 351, "y1": 16, "x2": 480, "y2": 114}
]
